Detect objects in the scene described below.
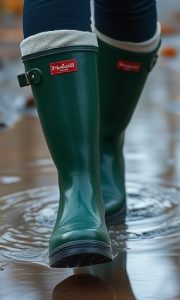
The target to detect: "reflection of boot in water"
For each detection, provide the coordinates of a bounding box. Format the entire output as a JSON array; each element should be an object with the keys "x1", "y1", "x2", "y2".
[
  {"x1": 86, "y1": 253, "x2": 137, "y2": 300},
  {"x1": 52, "y1": 274, "x2": 115, "y2": 300}
]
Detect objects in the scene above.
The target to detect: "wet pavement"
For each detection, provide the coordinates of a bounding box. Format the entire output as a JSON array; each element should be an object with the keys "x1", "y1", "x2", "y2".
[{"x1": 0, "y1": 4, "x2": 180, "y2": 300}]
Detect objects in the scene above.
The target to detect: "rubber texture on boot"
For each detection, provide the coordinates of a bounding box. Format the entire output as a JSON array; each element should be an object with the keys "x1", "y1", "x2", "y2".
[
  {"x1": 98, "y1": 39, "x2": 160, "y2": 224},
  {"x1": 105, "y1": 205, "x2": 126, "y2": 226},
  {"x1": 49, "y1": 240, "x2": 113, "y2": 268}
]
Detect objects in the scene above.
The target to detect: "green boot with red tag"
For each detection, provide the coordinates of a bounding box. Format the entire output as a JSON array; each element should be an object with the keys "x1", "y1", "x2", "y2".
[
  {"x1": 18, "y1": 31, "x2": 113, "y2": 268},
  {"x1": 97, "y1": 34, "x2": 161, "y2": 225}
]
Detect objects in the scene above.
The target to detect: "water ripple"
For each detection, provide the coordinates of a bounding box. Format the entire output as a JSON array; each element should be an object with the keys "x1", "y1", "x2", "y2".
[{"x1": 0, "y1": 182, "x2": 179, "y2": 265}]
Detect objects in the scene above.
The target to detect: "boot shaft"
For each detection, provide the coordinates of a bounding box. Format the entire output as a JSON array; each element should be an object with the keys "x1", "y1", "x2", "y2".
[
  {"x1": 98, "y1": 38, "x2": 160, "y2": 141},
  {"x1": 19, "y1": 46, "x2": 100, "y2": 179}
]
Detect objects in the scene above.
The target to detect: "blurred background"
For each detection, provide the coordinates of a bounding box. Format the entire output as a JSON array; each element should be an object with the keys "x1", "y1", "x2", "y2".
[
  {"x1": 0, "y1": 1, "x2": 180, "y2": 300},
  {"x1": 0, "y1": 0, "x2": 180, "y2": 130},
  {"x1": 0, "y1": 0, "x2": 33, "y2": 130},
  {"x1": 0, "y1": 0, "x2": 179, "y2": 130}
]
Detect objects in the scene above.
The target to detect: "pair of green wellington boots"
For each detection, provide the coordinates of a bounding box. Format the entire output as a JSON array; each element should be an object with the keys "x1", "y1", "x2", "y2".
[{"x1": 18, "y1": 37, "x2": 159, "y2": 268}]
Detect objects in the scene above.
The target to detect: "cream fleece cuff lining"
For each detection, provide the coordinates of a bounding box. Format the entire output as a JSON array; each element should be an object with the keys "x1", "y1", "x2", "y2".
[
  {"x1": 20, "y1": 30, "x2": 98, "y2": 56},
  {"x1": 95, "y1": 22, "x2": 161, "y2": 53}
]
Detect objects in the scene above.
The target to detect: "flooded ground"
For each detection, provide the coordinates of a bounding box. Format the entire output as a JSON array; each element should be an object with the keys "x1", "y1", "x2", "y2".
[{"x1": 0, "y1": 2, "x2": 180, "y2": 300}]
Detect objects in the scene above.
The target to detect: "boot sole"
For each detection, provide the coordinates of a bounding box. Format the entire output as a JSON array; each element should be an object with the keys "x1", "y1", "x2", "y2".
[
  {"x1": 105, "y1": 205, "x2": 126, "y2": 226},
  {"x1": 49, "y1": 240, "x2": 113, "y2": 268}
]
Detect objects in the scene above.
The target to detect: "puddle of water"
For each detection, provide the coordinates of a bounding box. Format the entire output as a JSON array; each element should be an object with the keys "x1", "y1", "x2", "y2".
[
  {"x1": 0, "y1": 181, "x2": 179, "y2": 266},
  {"x1": 0, "y1": 186, "x2": 57, "y2": 264}
]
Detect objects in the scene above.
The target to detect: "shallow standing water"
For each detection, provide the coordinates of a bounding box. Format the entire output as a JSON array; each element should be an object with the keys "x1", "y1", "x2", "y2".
[{"x1": 0, "y1": 5, "x2": 180, "y2": 300}]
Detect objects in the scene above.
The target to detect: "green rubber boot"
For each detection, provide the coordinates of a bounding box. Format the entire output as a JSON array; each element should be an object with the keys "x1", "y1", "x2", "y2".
[
  {"x1": 18, "y1": 39, "x2": 113, "y2": 267},
  {"x1": 97, "y1": 36, "x2": 161, "y2": 225}
]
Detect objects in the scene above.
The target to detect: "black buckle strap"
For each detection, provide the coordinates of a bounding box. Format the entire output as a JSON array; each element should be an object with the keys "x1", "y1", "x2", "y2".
[{"x1": 17, "y1": 68, "x2": 42, "y2": 87}]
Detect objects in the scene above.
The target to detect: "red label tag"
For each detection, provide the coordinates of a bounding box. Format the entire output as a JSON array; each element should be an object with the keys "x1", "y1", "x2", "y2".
[
  {"x1": 117, "y1": 60, "x2": 142, "y2": 72},
  {"x1": 49, "y1": 59, "x2": 77, "y2": 75}
]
